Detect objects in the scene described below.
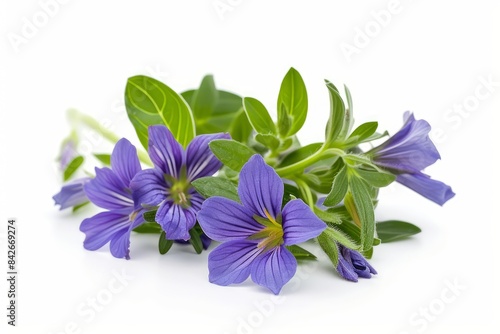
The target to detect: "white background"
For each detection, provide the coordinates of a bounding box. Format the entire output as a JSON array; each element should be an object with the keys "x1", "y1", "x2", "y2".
[{"x1": 1, "y1": 1, "x2": 499, "y2": 333}]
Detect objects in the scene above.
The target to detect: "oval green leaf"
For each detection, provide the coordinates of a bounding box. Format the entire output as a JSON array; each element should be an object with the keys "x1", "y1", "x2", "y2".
[
  {"x1": 191, "y1": 177, "x2": 239, "y2": 202},
  {"x1": 377, "y1": 220, "x2": 422, "y2": 243},
  {"x1": 324, "y1": 165, "x2": 349, "y2": 207},
  {"x1": 243, "y1": 97, "x2": 276, "y2": 135},
  {"x1": 277, "y1": 67, "x2": 308, "y2": 137},
  {"x1": 159, "y1": 231, "x2": 174, "y2": 255},
  {"x1": 209, "y1": 139, "x2": 255, "y2": 172},
  {"x1": 125, "y1": 75, "x2": 195, "y2": 149},
  {"x1": 286, "y1": 245, "x2": 317, "y2": 261},
  {"x1": 63, "y1": 156, "x2": 84, "y2": 181},
  {"x1": 324, "y1": 80, "x2": 346, "y2": 144},
  {"x1": 190, "y1": 74, "x2": 218, "y2": 119}
]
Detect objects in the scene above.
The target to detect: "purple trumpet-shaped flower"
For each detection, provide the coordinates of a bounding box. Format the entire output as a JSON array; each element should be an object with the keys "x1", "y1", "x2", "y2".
[
  {"x1": 197, "y1": 155, "x2": 326, "y2": 294},
  {"x1": 53, "y1": 177, "x2": 91, "y2": 210},
  {"x1": 79, "y1": 138, "x2": 144, "y2": 259},
  {"x1": 336, "y1": 244, "x2": 377, "y2": 282},
  {"x1": 131, "y1": 125, "x2": 230, "y2": 241},
  {"x1": 367, "y1": 112, "x2": 455, "y2": 205}
]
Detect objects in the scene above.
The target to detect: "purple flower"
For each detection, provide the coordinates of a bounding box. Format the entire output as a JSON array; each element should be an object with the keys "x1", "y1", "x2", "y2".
[
  {"x1": 79, "y1": 138, "x2": 144, "y2": 259},
  {"x1": 336, "y1": 244, "x2": 377, "y2": 282},
  {"x1": 131, "y1": 125, "x2": 230, "y2": 241},
  {"x1": 53, "y1": 177, "x2": 91, "y2": 210},
  {"x1": 197, "y1": 155, "x2": 326, "y2": 294},
  {"x1": 368, "y1": 112, "x2": 455, "y2": 205}
]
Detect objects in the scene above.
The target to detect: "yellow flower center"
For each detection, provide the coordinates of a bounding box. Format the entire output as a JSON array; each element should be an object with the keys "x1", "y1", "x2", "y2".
[
  {"x1": 165, "y1": 168, "x2": 192, "y2": 208},
  {"x1": 170, "y1": 181, "x2": 190, "y2": 207},
  {"x1": 248, "y1": 209, "x2": 284, "y2": 251}
]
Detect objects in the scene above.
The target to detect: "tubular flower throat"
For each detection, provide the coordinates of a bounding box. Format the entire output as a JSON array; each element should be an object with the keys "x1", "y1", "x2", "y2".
[{"x1": 367, "y1": 112, "x2": 455, "y2": 206}]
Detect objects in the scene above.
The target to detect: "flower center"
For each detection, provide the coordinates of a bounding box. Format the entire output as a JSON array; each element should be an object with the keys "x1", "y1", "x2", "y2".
[
  {"x1": 164, "y1": 170, "x2": 192, "y2": 208},
  {"x1": 169, "y1": 180, "x2": 191, "y2": 207},
  {"x1": 249, "y1": 209, "x2": 284, "y2": 251}
]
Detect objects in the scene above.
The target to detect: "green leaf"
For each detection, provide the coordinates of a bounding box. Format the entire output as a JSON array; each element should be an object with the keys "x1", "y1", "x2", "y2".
[
  {"x1": 218, "y1": 165, "x2": 239, "y2": 181},
  {"x1": 304, "y1": 158, "x2": 343, "y2": 194},
  {"x1": 243, "y1": 97, "x2": 277, "y2": 135},
  {"x1": 93, "y1": 153, "x2": 111, "y2": 165},
  {"x1": 364, "y1": 130, "x2": 389, "y2": 143},
  {"x1": 189, "y1": 227, "x2": 204, "y2": 254},
  {"x1": 277, "y1": 104, "x2": 292, "y2": 137},
  {"x1": 324, "y1": 80, "x2": 346, "y2": 144},
  {"x1": 209, "y1": 139, "x2": 255, "y2": 172},
  {"x1": 255, "y1": 133, "x2": 280, "y2": 150},
  {"x1": 64, "y1": 156, "x2": 84, "y2": 181},
  {"x1": 343, "y1": 85, "x2": 354, "y2": 134},
  {"x1": 362, "y1": 246, "x2": 374, "y2": 259},
  {"x1": 334, "y1": 220, "x2": 361, "y2": 244},
  {"x1": 313, "y1": 207, "x2": 342, "y2": 224},
  {"x1": 72, "y1": 201, "x2": 90, "y2": 212},
  {"x1": 348, "y1": 122, "x2": 378, "y2": 143},
  {"x1": 277, "y1": 67, "x2": 308, "y2": 137},
  {"x1": 286, "y1": 245, "x2": 317, "y2": 261},
  {"x1": 301, "y1": 173, "x2": 325, "y2": 194},
  {"x1": 190, "y1": 75, "x2": 217, "y2": 119},
  {"x1": 277, "y1": 142, "x2": 322, "y2": 168},
  {"x1": 318, "y1": 232, "x2": 339, "y2": 267},
  {"x1": 338, "y1": 85, "x2": 355, "y2": 140},
  {"x1": 214, "y1": 91, "x2": 243, "y2": 114},
  {"x1": 143, "y1": 210, "x2": 157, "y2": 223},
  {"x1": 322, "y1": 227, "x2": 360, "y2": 251},
  {"x1": 346, "y1": 176, "x2": 375, "y2": 251},
  {"x1": 343, "y1": 154, "x2": 372, "y2": 167},
  {"x1": 182, "y1": 86, "x2": 246, "y2": 137},
  {"x1": 133, "y1": 222, "x2": 162, "y2": 234},
  {"x1": 323, "y1": 165, "x2": 348, "y2": 207},
  {"x1": 159, "y1": 231, "x2": 174, "y2": 255},
  {"x1": 229, "y1": 110, "x2": 253, "y2": 143},
  {"x1": 125, "y1": 75, "x2": 195, "y2": 149},
  {"x1": 333, "y1": 214, "x2": 380, "y2": 247},
  {"x1": 280, "y1": 137, "x2": 294, "y2": 151},
  {"x1": 355, "y1": 168, "x2": 396, "y2": 188},
  {"x1": 377, "y1": 220, "x2": 422, "y2": 243},
  {"x1": 191, "y1": 177, "x2": 239, "y2": 202}
]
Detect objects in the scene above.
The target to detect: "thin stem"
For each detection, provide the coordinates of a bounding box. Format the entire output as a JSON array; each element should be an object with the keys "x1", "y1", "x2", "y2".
[
  {"x1": 295, "y1": 178, "x2": 314, "y2": 209},
  {"x1": 275, "y1": 146, "x2": 345, "y2": 177},
  {"x1": 67, "y1": 108, "x2": 152, "y2": 166}
]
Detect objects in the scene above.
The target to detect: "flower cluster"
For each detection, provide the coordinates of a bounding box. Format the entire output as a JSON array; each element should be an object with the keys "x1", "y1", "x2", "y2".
[{"x1": 53, "y1": 68, "x2": 454, "y2": 294}]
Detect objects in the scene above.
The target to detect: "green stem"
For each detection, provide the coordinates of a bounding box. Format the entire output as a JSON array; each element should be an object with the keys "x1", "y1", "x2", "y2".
[
  {"x1": 67, "y1": 108, "x2": 152, "y2": 166},
  {"x1": 295, "y1": 178, "x2": 314, "y2": 209},
  {"x1": 275, "y1": 146, "x2": 345, "y2": 177}
]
